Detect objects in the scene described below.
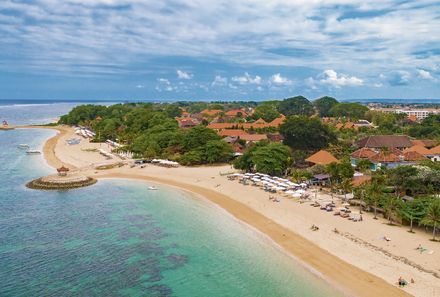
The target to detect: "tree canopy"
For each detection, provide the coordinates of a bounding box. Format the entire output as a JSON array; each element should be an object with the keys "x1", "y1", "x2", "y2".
[
  {"x1": 277, "y1": 96, "x2": 314, "y2": 117},
  {"x1": 314, "y1": 96, "x2": 339, "y2": 117},
  {"x1": 233, "y1": 142, "x2": 291, "y2": 176},
  {"x1": 251, "y1": 101, "x2": 280, "y2": 122},
  {"x1": 280, "y1": 116, "x2": 337, "y2": 151},
  {"x1": 329, "y1": 102, "x2": 368, "y2": 119}
]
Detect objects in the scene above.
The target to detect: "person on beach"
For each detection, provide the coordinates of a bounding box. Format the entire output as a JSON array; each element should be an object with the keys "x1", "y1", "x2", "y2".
[{"x1": 398, "y1": 276, "x2": 407, "y2": 287}]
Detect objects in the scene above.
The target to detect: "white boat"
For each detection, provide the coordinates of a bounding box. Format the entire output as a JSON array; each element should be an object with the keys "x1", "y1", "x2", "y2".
[
  {"x1": 148, "y1": 186, "x2": 158, "y2": 190},
  {"x1": 17, "y1": 144, "x2": 30, "y2": 149},
  {"x1": 26, "y1": 150, "x2": 42, "y2": 155}
]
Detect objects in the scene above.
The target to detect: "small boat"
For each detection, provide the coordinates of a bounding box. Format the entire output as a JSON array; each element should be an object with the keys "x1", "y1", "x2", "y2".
[
  {"x1": 26, "y1": 150, "x2": 42, "y2": 155},
  {"x1": 17, "y1": 144, "x2": 30, "y2": 149},
  {"x1": 148, "y1": 186, "x2": 158, "y2": 190}
]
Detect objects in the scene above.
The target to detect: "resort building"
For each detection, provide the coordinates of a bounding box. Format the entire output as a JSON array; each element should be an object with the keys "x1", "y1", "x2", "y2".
[
  {"x1": 305, "y1": 150, "x2": 339, "y2": 166},
  {"x1": 350, "y1": 147, "x2": 427, "y2": 171},
  {"x1": 355, "y1": 135, "x2": 413, "y2": 150},
  {"x1": 373, "y1": 107, "x2": 440, "y2": 120},
  {"x1": 428, "y1": 145, "x2": 440, "y2": 162}
]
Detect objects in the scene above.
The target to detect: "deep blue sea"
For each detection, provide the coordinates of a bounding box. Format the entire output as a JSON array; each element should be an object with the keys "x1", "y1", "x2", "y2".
[{"x1": 0, "y1": 101, "x2": 343, "y2": 296}]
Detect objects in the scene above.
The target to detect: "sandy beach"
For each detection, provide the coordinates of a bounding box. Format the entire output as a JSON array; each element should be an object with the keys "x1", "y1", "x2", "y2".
[{"x1": 30, "y1": 125, "x2": 440, "y2": 297}]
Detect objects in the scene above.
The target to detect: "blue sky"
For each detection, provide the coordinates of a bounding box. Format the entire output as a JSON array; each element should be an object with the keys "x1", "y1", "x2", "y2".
[{"x1": 0, "y1": 0, "x2": 439, "y2": 101}]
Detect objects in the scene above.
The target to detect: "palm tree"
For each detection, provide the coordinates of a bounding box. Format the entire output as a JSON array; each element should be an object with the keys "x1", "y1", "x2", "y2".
[
  {"x1": 340, "y1": 178, "x2": 352, "y2": 201},
  {"x1": 397, "y1": 198, "x2": 427, "y2": 233},
  {"x1": 421, "y1": 199, "x2": 440, "y2": 241},
  {"x1": 383, "y1": 194, "x2": 399, "y2": 224},
  {"x1": 366, "y1": 174, "x2": 385, "y2": 219}
]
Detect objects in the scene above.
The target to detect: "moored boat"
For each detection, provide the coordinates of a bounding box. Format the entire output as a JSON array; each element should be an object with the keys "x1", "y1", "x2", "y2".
[{"x1": 26, "y1": 150, "x2": 42, "y2": 155}]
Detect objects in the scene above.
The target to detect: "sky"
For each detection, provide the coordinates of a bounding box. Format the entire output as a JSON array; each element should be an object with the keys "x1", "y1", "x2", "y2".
[{"x1": 0, "y1": 0, "x2": 439, "y2": 101}]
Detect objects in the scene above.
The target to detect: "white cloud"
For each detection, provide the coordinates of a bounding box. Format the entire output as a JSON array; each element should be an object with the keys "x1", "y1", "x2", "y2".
[
  {"x1": 136, "y1": 84, "x2": 145, "y2": 88},
  {"x1": 418, "y1": 69, "x2": 435, "y2": 81},
  {"x1": 231, "y1": 72, "x2": 261, "y2": 85},
  {"x1": 177, "y1": 70, "x2": 193, "y2": 79},
  {"x1": 156, "y1": 78, "x2": 174, "y2": 92},
  {"x1": 211, "y1": 75, "x2": 228, "y2": 87},
  {"x1": 318, "y1": 69, "x2": 363, "y2": 88},
  {"x1": 1, "y1": 0, "x2": 440, "y2": 97},
  {"x1": 269, "y1": 73, "x2": 292, "y2": 85}
]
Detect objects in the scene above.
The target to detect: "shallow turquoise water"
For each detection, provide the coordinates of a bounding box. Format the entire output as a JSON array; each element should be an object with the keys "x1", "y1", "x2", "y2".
[{"x1": 0, "y1": 105, "x2": 343, "y2": 297}]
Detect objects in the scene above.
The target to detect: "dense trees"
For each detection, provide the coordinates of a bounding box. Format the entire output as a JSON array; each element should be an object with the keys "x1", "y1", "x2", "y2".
[
  {"x1": 251, "y1": 101, "x2": 280, "y2": 122},
  {"x1": 280, "y1": 116, "x2": 337, "y2": 151},
  {"x1": 421, "y1": 199, "x2": 440, "y2": 240},
  {"x1": 59, "y1": 103, "x2": 234, "y2": 166},
  {"x1": 277, "y1": 96, "x2": 314, "y2": 117},
  {"x1": 329, "y1": 102, "x2": 368, "y2": 119},
  {"x1": 314, "y1": 96, "x2": 338, "y2": 117},
  {"x1": 233, "y1": 142, "x2": 292, "y2": 176},
  {"x1": 409, "y1": 114, "x2": 440, "y2": 139}
]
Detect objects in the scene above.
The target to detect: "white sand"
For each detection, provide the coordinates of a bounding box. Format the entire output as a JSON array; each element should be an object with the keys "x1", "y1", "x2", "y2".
[{"x1": 37, "y1": 126, "x2": 440, "y2": 297}]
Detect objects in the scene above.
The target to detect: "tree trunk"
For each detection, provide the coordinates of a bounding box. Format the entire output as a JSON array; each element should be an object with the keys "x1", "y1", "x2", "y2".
[
  {"x1": 410, "y1": 218, "x2": 413, "y2": 233},
  {"x1": 433, "y1": 222, "x2": 437, "y2": 241},
  {"x1": 374, "y1": 202, "x2": 377, "y2": 219}
]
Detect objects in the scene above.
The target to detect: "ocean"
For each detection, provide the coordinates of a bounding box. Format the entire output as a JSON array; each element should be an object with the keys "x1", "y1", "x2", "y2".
[{"x1": 0, "y1": 101, "x2": 343, "y2": 296}]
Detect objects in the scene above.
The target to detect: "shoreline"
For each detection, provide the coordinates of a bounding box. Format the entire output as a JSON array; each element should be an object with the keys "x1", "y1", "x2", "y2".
[{"x1": 23, "y1": 125, "x2": 439, "y2": 297}]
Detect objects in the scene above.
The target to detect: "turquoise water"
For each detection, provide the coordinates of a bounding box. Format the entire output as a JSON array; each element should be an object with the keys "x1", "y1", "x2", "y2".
[{"x1": 0, "y1": 104, "x2": 343, "y2": 296}]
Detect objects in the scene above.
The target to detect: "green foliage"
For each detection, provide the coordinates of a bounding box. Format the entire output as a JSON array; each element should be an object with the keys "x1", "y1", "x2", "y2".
[
  {"x1": 277, "y1": 96, "x2": 314, "y2": 117},
  {"x1": 164, "y1": 104, "x2": 182, "y2": 118},
  {"x1": 182, "y1": 125, "x2": 220, "y2": 150},
  {"x1": 364, "y1": 174, "x2": 386, "y2": 219},
  {"x1": 291, "y1": 168, "x2": 313, "y2": 182},
  {"x1": 421, "y1": 198, "x2": 440, "y2": 240},
  {"x1": 329, "y1": 103, "x2": 368, "y2": 119},
  {"x1": 325, "y1": 161, "x2": 354, "y2": 185},
  {"x1": 314, "y1": 96, "x2": 338, "y2": 117},
  {"x1": 233, "y1": 142, "x2": 291, "y2": 176},
  {"x1": 409, "y1": 114, "x2": 440, "y2": 139},
  {"x1": 356, "y1": 159, "x2": 373, "y2": 173},
  {"x1": 59, "y1": 104, "x2": 107, "y2": 125},
  {"x1": 280, "y1": 116, "x2": 337, "y2": 151},
  {"x1": 388, "y1": 166, "x2": 419, "y2": 196},
  {"x1": 397, "y1": 198, "x2": 430, "y2": 232},
  {"x1": 252, "y1": 102, "x2": 280, "y2": 122}
]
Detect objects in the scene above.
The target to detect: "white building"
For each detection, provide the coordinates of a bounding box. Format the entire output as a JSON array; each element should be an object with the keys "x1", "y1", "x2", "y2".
[{"x1": 374, "y1": 108, "x2": 439, "y2": 120}]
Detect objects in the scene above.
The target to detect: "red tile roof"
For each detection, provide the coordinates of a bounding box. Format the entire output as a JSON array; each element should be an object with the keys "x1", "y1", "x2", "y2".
[
  {"x1": 306, "y1": 150, "x2": 339, "y2": 165},
  {"x1": 352, "y1": 175, "x2": 372, "y2": 187},
  {"x1": 239, "y1": 134, "x2": 267, "y2": 142},
  {"x1": 269, "y1": 115, "x2": 286, "y2": 126},
  {"x1": 218, "y1": 129, "x2": 249, "y2": 137},
  {"x1": 201, "y1": 109, "x2": 223, "y2": 117},
  {"x1": 350, "y1": 148, "x2": 377, "y2": 159},
  {"x1": 356, "y1": 135, "x2": 413, "y2": 149},
  {"x1": 411, "y1": 139, "x2": 437, "y2": 148},
  {"x1": 429, "y1": 145, "x2": 440, "y2": 155},
  {"x1": 369, "y1": 151, "x2": 400, "y2": 163},
  {"x1": 225, "y1": 109, "x2": 247, "y2": 117},
  {"x1": 207, "y1": 123, "x2": 239, "y2": 129},
  {"x1": 254, "y1": 118, "x2": 267, "y2": 124},
  {"x1": 403, "y1": 151, "x2": 427, "y2": 161},
  {"x1": 404, "y1": 145, "x2": 432, "y2": 156}
]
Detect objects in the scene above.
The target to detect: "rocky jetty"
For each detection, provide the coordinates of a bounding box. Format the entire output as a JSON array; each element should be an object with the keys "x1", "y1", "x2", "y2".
[{"x1": 26, "y1": 173, "x2": 97, "y2": 190}]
